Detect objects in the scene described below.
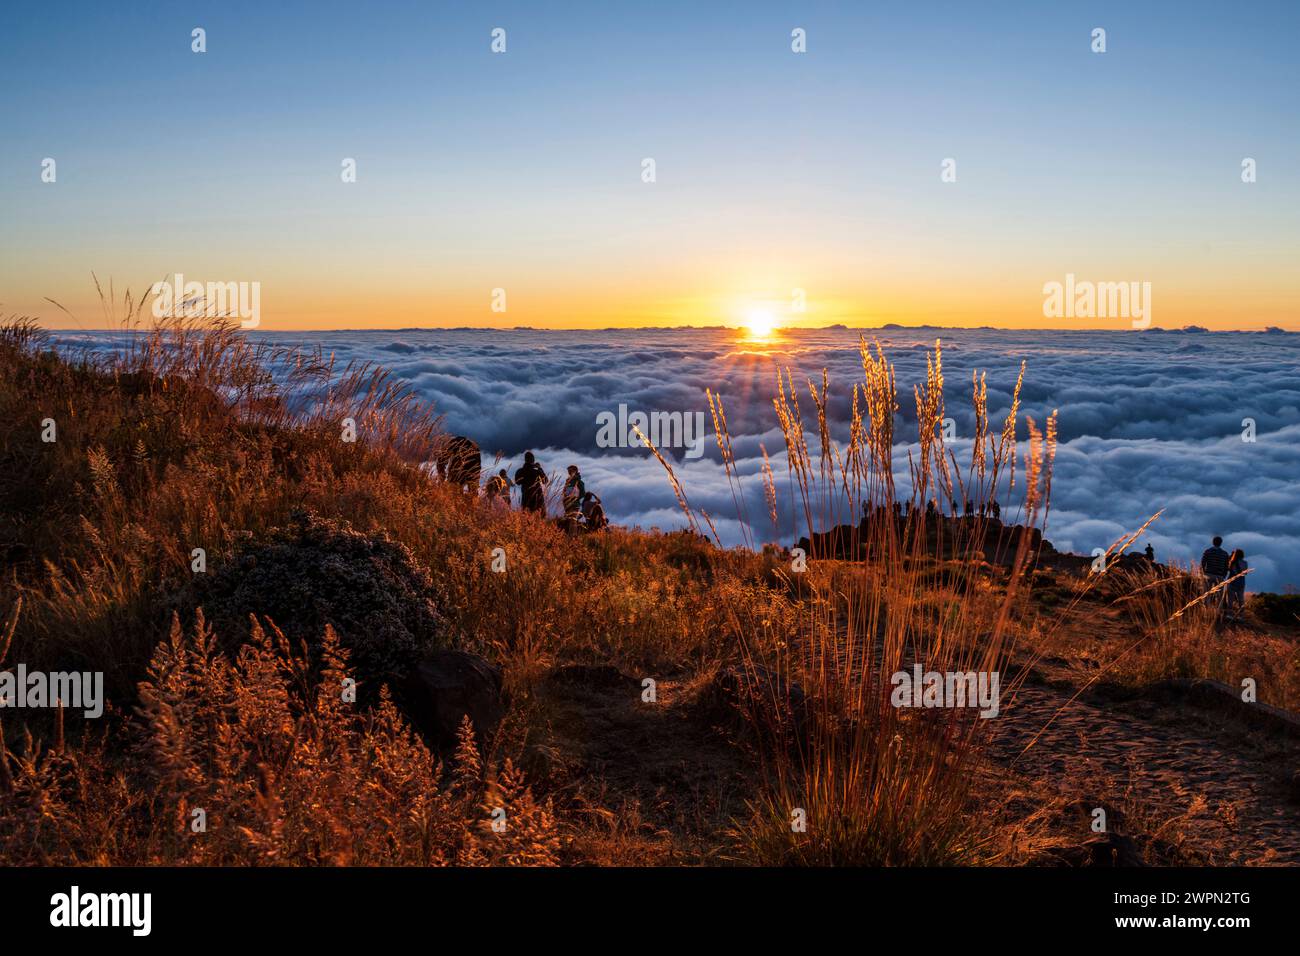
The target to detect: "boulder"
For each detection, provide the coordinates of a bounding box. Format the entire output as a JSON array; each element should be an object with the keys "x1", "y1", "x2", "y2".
[{"x1": 401, "y1": 650, "x2": 505, "y2": 752}]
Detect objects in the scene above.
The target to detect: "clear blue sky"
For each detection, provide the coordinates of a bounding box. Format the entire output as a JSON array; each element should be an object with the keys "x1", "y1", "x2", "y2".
[{"x1": 3, "y1": 0, "x2": 1297, "y2": 328}]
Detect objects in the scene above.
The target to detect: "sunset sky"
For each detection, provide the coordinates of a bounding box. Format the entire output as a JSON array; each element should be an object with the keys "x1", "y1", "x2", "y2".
[{"x1": 3, "y1": 0, "x2": 1297, "y2": 330}]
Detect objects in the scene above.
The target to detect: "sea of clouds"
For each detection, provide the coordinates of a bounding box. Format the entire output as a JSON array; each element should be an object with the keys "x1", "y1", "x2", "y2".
[{"x1": 58, "y1": 326, "x2": 1300, "y2": 591}]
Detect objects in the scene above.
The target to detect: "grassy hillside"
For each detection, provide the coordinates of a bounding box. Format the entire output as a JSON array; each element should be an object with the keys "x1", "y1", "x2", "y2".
[{"x1": 1, "y1": 317, "x2": 1295, "y2": 866}]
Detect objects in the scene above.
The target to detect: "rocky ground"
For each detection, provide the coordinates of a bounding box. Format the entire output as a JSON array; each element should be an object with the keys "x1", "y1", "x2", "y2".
[
  {"x1": 486, "y1": 587, "x2": 1300, "y2": 866},
  {"x1": 986, "y1": 668, "x2": 1300, "y2": 865}
]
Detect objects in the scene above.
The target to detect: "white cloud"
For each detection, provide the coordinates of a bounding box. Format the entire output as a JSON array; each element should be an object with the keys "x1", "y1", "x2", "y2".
[{"x1": 63, "y1": 327, "x2": 1300, "y2": 590}]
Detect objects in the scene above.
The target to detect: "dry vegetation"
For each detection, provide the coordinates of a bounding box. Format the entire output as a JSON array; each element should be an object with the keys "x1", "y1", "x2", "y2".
[
  {"x1": 1, "y1": 312, "x2": 1294, "y2": 866},
  {"x1": 1030, "y1": 559, "x2": 1300, "y2": 710}
]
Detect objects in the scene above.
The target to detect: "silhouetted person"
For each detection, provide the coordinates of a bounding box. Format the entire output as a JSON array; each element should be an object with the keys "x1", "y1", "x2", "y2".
[
  {"x1": 436, "y1": 435, "x2": 481, "y2": 494},
  {"x1": 485, "y1": 468, "x2": 511, "y2": 507},
  {"x1": 990, "y1": 500, "x2": 1001, "y2": 520},
  {"x1": 964, "y1": 498, "x2": 973, "y2": 516},
  {"x1": 1226, "y1": 548, "x2": 1248, "y2": 614},
  {"x1": 1144, "y1": 543, "x2": 1155, "y2": 562},
  {"x1": 562, "y1": 465, "x2": 585, "y2": 513},
  {"x1": 1201, "y1": 535, "x2": 1229, "y2": 601},
  {"x1": 581, "y1": 492, "x2": 608, "y2": 531},
  {"x1": 515, "y1": 451, "x2": 549, "y2": 515}
]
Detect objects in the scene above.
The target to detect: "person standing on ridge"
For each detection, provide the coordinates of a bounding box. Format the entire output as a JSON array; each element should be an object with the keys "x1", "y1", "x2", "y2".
[
  {"x1": 581, "y1": 491, "x2": 608, "y2": 531},
  {"x1": 1226, "y1": 548, "x2": 1248, "y2": 616},
  {"x1": 562, "y1": 465, "x2": 585, "y2": 513},
  {"x1": 1200, "y1": 535, "x2": 1230, "y2": 602},
  {"x1": 485, "y1": 468, "x2": 512, "y2": 508},
  {"x1": 515, "y1": 451, "x2": 549, "y2": 516}
]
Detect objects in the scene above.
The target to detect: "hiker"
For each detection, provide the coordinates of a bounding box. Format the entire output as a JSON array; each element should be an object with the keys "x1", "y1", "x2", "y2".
[
  {"x1": 581, "y1": 491, "x2": 608, "y2": 531},
  {"x1": 514, "y1": 451, "x2": 549, "y2": 516},
  {"x1": 435, "y1": 435, "x2": 481, "y2": 495},
  {"x1": 562, "y1": 465, "x2": 585, "y2": 513},
  {"x1": 558, "y1": 506, "x2": 584, "y2": 536},
  {"x1": 1144, "y1": 543, "x2": 1155, "y2": 562},
  {"x1": 485, "y1": 468, "x2": 512, "y2": 507},
  {"x1": 964, "y1": 498, "x2": 973, "y2": 516},
  {"x1": 1200, "y1": 535, "x2": 1230, "y2": 601},
  {"x1": 1226, "y1": 548, "x2": 1248, "y2": 614},
  {"x1": 990, "y1": 499, "x2": 1001, "y2": 520}
]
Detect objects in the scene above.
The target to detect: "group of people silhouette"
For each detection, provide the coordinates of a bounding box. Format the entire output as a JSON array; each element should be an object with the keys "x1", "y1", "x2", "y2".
[
  {"x1": 452, "y1": 437, "x2": 1255, "y2": 599},
  {"x1": 484, "y1": 451, "x2": 608, "y2": 533},
  {"x1": 1200, "y1": 535, "x2": 1249, "y2": 616}
]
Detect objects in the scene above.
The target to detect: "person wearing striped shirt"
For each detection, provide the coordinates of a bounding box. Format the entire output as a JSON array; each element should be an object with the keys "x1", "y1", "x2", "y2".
[{"x1": 1200, "y1": 536, "x2": 1230, "y2": 602}]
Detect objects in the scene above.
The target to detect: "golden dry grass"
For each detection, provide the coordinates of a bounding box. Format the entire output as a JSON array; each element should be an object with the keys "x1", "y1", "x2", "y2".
[{"x1": 1, "y1": 312, "x2": 1293, "y2": 866}]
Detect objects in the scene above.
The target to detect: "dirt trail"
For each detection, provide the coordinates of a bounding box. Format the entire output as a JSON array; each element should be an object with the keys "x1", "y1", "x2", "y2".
[{"x1": 987, "y1": 675, "x2": 1300, "y2": 864}]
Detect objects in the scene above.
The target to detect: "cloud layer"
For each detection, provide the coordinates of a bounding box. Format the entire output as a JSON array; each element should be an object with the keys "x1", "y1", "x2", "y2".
[{"x1": 63, "y1": 327, "x2": 1300, "y2": 591}]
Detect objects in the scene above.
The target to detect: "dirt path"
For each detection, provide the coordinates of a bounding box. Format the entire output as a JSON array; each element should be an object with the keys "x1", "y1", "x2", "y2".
[{"x1": 986, "y1": 675, "x2": 1300, "y2": 864}]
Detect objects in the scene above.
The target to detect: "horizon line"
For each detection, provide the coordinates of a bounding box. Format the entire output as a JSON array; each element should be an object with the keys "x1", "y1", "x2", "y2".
[{"x1": 39, "y1": 323, "x2": 1299, "y2": 334}]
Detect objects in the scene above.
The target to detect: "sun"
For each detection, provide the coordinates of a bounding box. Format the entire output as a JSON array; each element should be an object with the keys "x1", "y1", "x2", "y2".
[{"x1": 744, "y1": 309, "x2": 777, "y2": 339}]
